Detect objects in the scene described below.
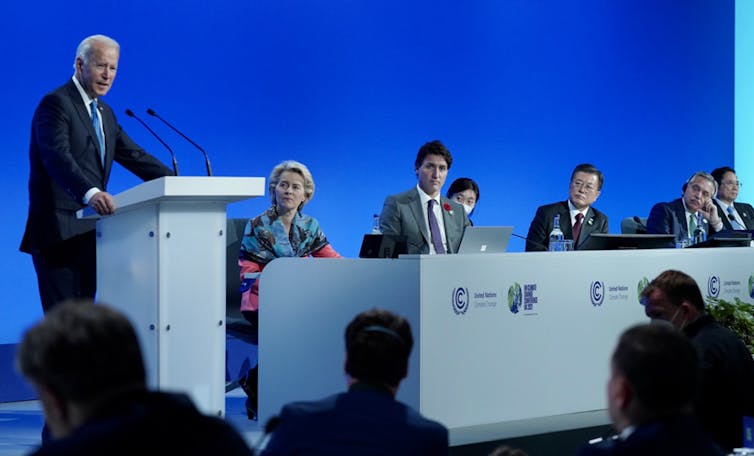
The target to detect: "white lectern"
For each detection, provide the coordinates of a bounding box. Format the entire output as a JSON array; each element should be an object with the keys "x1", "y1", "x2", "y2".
[{"x1": 78, "y1": 176, "x2": 265, "y2": 417}]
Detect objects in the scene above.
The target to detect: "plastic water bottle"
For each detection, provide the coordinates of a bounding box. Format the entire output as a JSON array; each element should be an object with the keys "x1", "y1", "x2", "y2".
[
  {"x1": 693, "y1": 212, "x2": 706, "y2": 245},
  {"x1": 548, "y1": 214, "x2": 565, "y2": 251},
  {"x1": 371, "y1": 214, "x2": 382, "y2": 234}
]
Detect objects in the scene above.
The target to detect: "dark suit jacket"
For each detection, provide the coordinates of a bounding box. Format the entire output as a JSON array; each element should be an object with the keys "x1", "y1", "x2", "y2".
[
  {"x1": 261, "y1": 385, "x2": 449, "y2": 456},
  {"x1": 646, "y1": 198, "x2": 718, "y2": 240},
  {"x1": 30, "y1": 391, "x2": 253, "y2": 456},
  {"x1": 684, "y1": 314, "x2": 754, "y2": 451},
  {"x1": 20, "y1": 79, "x2": 173, "y2": 254},
  {"x1": 525, "y1": 201, "x2": 608, "y2": 251},
  {"x1": 379, "y1": 187, "x2": 469, "y2": 254},
  {"x1": 576, "y1": 415, "x2": 724, "y2": 456},
  {"x1": 713, "y1": 200, "x2": 754, "y2": 230}
]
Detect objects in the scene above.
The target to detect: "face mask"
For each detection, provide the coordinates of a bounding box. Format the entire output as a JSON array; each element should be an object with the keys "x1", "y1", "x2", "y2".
[{"x1": 463, "y1": 204, "x2": 474, "y2": 215}]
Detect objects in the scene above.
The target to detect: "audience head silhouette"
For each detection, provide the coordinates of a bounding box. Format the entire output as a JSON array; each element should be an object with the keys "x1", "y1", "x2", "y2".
[{"x1": 344, "y1": 308, "x2": 413, "y2": 391}]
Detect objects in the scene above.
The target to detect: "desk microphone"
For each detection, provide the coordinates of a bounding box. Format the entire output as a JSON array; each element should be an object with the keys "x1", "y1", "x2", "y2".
[
  {"x1": 510, "y1": 232, "x2": 550, "y2": 251},
  {"x1": 125, "y1": 109, "x2": 179, "y2": 176},
  {"x1": 632, "y1": 216, "x2": 648, "y2": 234},
  {"x1": 146, "y1": 108, "x2": 213, "y2": 176}
]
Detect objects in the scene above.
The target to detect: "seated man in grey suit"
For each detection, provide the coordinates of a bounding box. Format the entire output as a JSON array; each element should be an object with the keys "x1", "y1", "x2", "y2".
[
  {"x1": 711, "y1": 166, "x2": 754, "y2": 230},
  {"x1": 525, "y1": 163, "x2": 608, "y2": 251},
  {"x1": 260, "y1": 308, "x2": 449, "y2": 455},
  {"x1": 646, "y1": 171, "x2": 723, "y2": 241},
  {"x1": 379, "y1": 140, "x2": 469, "y2": 254}
]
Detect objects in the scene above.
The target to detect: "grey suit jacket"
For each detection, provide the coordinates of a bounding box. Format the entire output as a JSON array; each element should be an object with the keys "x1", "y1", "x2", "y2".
[
  {"x1": 713, "y1": 200, "x2": 754, "y2": 231},
  {"x1": 20, "y1": 79, "x2": 174, "y2": 254},
  {"x1": 525, "y1": 200, "x2": 609, "y2": 251},
  {"x1": 379, "y1": 187, "x2": 469, "y2": 254}
]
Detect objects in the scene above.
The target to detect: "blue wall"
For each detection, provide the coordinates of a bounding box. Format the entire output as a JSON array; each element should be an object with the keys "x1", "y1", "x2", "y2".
[{"x1": 1, "y1": 1, "x2": 733, "y2": 350}]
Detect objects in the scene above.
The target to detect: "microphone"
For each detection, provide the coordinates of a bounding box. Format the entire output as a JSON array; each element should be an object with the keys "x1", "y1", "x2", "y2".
[
  {"x1": 632, "y1": 216, "x2": 648, "y2": 234},
  {"x1": 125, "y1": 109, "x2": 179, "y2": 176},
  {"x1": 511, "y1": 232, "x2": 550, "y2": 251},
  {"x1": 728, "y1": 213, "x2": 736, "y2": 222},
  {"x1": 147, "y1": 108, "x2": 212, "y2": 176}
]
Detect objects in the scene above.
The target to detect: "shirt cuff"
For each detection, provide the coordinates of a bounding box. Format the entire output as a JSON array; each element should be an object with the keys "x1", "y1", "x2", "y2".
[{"x1": 83, "y1": 187, "x2": 102, "y2": 205}]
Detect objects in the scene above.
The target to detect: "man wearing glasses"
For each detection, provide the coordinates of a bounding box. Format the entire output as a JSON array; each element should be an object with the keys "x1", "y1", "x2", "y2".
[
  {"x1": 711, "y1": 166, "x2": 754, "y2": 231},
  {"x1": 646, "y1": 171, "x2": 723, "y2": 241},
  {"x1": 525, "y1": 163, "x2": 609, "y2": 251}
]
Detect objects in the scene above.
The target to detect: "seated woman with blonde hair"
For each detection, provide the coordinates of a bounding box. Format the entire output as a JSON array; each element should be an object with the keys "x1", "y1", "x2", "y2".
[{"x1": 239, "y1": 160, "x2": 340, "y2": 326}]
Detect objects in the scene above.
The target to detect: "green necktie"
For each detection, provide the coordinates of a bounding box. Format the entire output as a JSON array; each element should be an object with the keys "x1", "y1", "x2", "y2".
[{"x1": 689, "y1": 213, "x2": 697, "y2": 237}]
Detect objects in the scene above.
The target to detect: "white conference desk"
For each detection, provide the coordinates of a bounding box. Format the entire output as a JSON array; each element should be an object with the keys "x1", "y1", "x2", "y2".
[{"x1": 258, "y1": 247, "x2": 754, "y2": 445}]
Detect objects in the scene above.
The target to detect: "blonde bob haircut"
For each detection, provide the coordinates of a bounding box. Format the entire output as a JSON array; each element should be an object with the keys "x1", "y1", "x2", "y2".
[{"x1": 268, "y1": 160, "x2": 315, "y2": 210}]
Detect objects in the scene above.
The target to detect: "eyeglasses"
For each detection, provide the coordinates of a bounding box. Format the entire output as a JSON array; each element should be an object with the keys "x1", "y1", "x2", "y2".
[
  {"x1": 721, "y1": 180, "x2": 743, "y2": 188},
  {"x1": 570, "y1": 180, "x2": 597, "y2": 192}
]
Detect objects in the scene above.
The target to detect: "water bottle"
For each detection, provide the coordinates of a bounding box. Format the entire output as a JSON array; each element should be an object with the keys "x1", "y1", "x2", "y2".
[
  {"x1": 548, "y1": 214, "x2": 565, "y2": 251},
  {"x1": 371, "y1": 214, "x2": 382, "y2": 234},
  {"x1": 693, "y1": 212, "x2": 706, "y2": 245}
]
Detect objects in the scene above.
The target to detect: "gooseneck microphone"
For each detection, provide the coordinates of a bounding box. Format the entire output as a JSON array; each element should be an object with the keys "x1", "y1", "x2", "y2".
[
  {"x1": 125, "y1": 109, "x2": 179, "y2": 176},
  {"x1": 632, "y1": 216, "x2": 648, "y2": 234},
  {"x1": 511, "y1": 232, "x2": 549, "y2": 251},
  {"x1": 146, "y1": 108, "x2": 213, "y2": 176}
]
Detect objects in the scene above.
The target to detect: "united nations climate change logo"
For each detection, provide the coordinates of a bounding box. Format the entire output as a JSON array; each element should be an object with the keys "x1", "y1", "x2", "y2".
[
  {"x1": 507, "y1": 282, "x2": 522, "y2": 314},
  {"x1": 707, "y1": 276, "x2": 720, "y2": 298},
  {"x1": 637, "y1": 277, "x2": 649, "y2": 303},
  {"x1": 452, "y1": 288, "x2": 469, "y2": 315},
  {"x1": 590, "y1": 281, "x2": 604, "y2": 306}
]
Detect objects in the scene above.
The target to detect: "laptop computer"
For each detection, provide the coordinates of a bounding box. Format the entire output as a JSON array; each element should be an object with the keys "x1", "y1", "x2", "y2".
[{"x1": 457, "y1": 226, "x2": 513, "y2": 254}]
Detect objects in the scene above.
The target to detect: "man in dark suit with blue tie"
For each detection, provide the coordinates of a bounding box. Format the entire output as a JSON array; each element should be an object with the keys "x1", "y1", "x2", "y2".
[
  {"x1": 261, "y1": 308, "x2": 449, "y2": 455},
  {"x1": 20, "y1": 35, "x2": 174, "y2": 312},
  {"x1": 577, "y1": 323, "x2": 724, "y2": 456},
  {"x1": 379, "y1": 140, "x2": 469, "y2": 254},
  {"x1": 646, "y1": 171, "x2": 723, "y2": 242},
  {"x1": 710, "y1": 166, "x2": 754, "y2": 231},
  {"x1": 525, "y1": 163, "x2": 609, "y2": 251}
]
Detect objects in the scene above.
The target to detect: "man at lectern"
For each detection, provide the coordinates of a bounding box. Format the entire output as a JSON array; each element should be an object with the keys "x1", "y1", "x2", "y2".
[{"x1": 19, "y1": 34, "x2": 174, "y2": 312}]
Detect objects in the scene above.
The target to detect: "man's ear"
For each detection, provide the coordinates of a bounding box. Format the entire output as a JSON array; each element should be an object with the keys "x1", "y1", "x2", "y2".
[
  {"x1": 36, "y1": 385, "x2": 70, "y2": 438},
  {"x1": 613, "y1": 375, "x2": 633, "y2": 411}
]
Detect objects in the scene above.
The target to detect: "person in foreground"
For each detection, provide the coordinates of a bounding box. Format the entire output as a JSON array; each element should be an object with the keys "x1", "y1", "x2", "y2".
[
  {"x1": 260, "y1": 308, "x2": 449, "y2": 455},
  {"x1": 640, "y1": 269, "x2": 754, "y2": 452},
  {"x1": 711, "y1": 166, "x2": 754, "y2": 230},
  {"x1": 20, "y1": 34, "x2": 174, "y2": 313},
  {"x1": 16, "y1": 299, "x2": 253, "y2": 456},
  {"x1": 446, "y1": 177, "x2": 480, "y2": 223},
  {"x1": 525, "y1": 163, "x2": 608, "y2": 251},
  {"x1": 577, "y1": 323, "x2": 724, "y2": 456},
  {"x1": 646, "y1": 171, "x2": 723, "y2": 241},
  {"x1": 239, "y1": 160, "x2": 340, "y2": 324},
  {"x1": 379, "y1": 140, "x2": 469, "y2": 254}
]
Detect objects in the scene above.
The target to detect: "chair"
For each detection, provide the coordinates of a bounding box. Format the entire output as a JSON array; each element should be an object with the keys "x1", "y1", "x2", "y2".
[{"x1": 620, "y1": 217, "x2": 648, "y2": 234}]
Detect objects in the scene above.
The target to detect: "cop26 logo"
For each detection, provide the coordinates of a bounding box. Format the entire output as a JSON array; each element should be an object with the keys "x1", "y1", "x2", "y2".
[
  {"x1": 707, "y1": 276, "x2": 720, "y2": 298},
  {"x1": 507, "y1": 283, "x2": 522, "y2": 314},
  {"x1": 590, "y1": 281, "x2": 604, "y2": 306},
  {"x1": 452, "y1": 288, "x2": 469, "y2": 315}
]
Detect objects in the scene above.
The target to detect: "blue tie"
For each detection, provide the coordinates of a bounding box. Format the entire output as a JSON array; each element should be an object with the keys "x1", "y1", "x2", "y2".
[
  {"x1": 728, "y1": 206, "x2": 745, "y2": 230},
  {"x1": 427, "y1": 200, "x2": 446, "y2": 254},
  {"x1": 90, "y1": 99, "x2": 105, "y2": 166}
]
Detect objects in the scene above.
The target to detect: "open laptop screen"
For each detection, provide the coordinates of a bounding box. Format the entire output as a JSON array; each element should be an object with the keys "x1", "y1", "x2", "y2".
[{"x1": 457, "y1": 226, "x2": 513, "y2": 254}]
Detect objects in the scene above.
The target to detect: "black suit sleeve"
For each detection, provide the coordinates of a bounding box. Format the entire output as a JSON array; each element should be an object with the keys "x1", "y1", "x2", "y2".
[{"x1": 526, "y1": 205, "x2": 550, "y2": 252}]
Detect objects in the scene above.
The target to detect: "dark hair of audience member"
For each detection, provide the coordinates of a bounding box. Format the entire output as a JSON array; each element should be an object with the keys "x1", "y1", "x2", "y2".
[
  {"x1": 613, "y1": 323, "x2": 698, "y2": 421},
  {"x1": 16, "y1": 299, "x2": 146, "y2": 402},
  {"x1": 639, "y1": 269, "x2": 706, "y2": 311},
  {"x1": 344, "y1": 308, "x2": 413, "y2": 388}
]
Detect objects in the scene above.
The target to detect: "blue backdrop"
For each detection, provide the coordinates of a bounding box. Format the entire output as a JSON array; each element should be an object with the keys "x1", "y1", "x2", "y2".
[{"x1": 1, "y1": 0, "x2": 734, "y2": 344}]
